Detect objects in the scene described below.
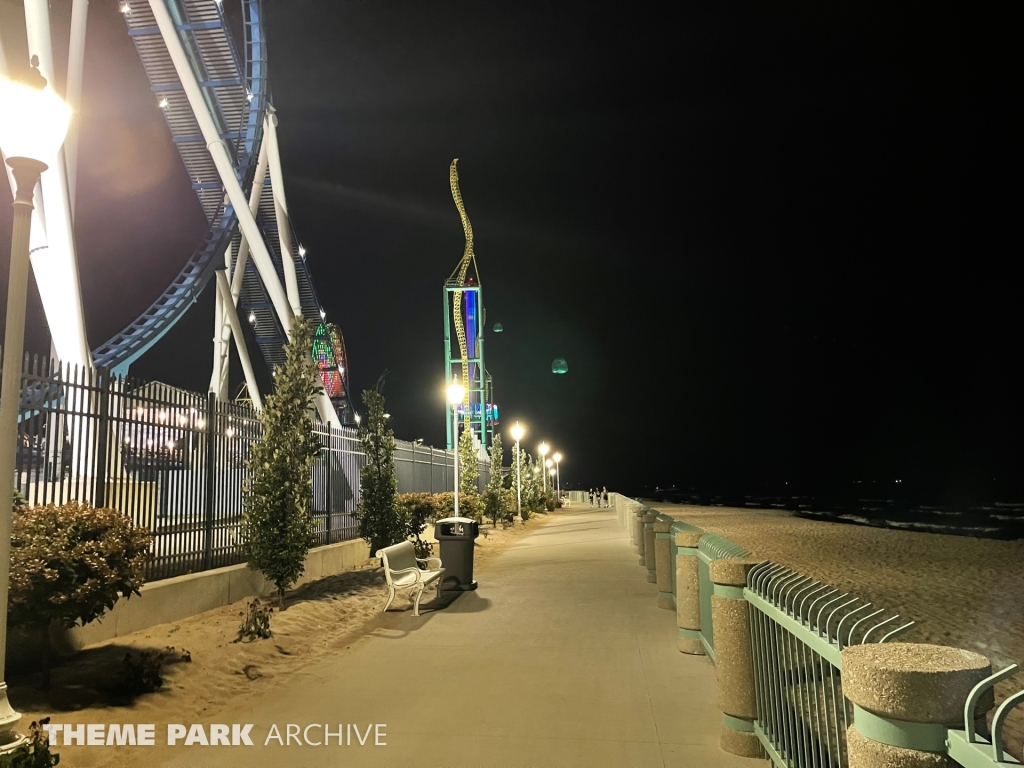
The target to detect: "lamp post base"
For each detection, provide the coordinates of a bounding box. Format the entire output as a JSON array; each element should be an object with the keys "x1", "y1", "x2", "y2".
[{"x1": 0, "y1": 684, "x2": 25, "y2": 754}]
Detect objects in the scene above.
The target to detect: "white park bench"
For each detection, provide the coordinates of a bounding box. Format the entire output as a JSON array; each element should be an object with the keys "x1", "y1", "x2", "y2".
[{"x1": 376, "y1": 541, "x2": 445, "y2": 617}]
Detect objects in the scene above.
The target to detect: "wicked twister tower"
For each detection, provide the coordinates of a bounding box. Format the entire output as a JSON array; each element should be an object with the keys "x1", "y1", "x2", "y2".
[{"x1": 443, "y1": 159, "x2": 497, "y2": 450}]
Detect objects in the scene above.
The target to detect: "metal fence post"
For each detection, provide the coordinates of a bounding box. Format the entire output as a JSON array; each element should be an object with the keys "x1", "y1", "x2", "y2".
[
  {"x1": 203, "y1": 392, "x2": 216, "y2": 571},
  {"x1": 325, "y1": 428, "x2": 334, "y2": 542},
  {"x1": 92, "y1": 367, "x2": 110, "y2": 508}
]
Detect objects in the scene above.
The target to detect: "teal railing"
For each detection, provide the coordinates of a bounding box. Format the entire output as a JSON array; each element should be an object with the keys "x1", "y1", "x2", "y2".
[{"x1": 616, "y1": 496, "x2": 1024, "y2": 768}]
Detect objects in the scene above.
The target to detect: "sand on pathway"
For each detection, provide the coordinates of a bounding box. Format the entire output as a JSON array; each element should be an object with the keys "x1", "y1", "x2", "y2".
[{"x1": 9, "y1": 513, "x2": 551, "y2": 768}]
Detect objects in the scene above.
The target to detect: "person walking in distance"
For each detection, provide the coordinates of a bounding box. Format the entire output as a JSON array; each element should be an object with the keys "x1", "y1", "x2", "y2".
[{"x1": 602, "y1": 486, "x2": 608, "y2": 508}]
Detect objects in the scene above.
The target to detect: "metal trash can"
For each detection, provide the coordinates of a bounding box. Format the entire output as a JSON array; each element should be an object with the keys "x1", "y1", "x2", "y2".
[{"x1": 434, "y1": 516, "x2": 479, "y2": 591}]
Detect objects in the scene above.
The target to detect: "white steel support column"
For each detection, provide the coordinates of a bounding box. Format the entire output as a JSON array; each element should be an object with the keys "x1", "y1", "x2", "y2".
[
  {"x1": 215, "y1": 271, "x2": 262, "y2": 411},
  {"x1": 265, "y1": 108, "x2": 302, "y2": 316},
  {"x1": 229, "y1": 134, "x2": 269, "y2": 302},
  {"x1": 211, "y1": 131, "x2": 268, "y2": 399},
  {"x1": 65, "y1": 0, "x2": 89, "y2": 212},
  {"x1": 148, "y1": 0, "x2": 293, "y2": 331},
  {"x1": 209, "y1": 236, "x2": 230, "y2": 400},
  {"x1": 22, "y1": 0, "x2": 92, "y2": 369}
]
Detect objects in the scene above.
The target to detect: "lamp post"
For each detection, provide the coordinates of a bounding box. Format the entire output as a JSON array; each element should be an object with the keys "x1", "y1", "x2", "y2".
[
  {"x1": 510, "y1": 422, "x2": 524, "y2": 520},
  {"x1": 553, "y1": 452, "x2": 562, "y2": 497},
  {"x1": 0, "y1": 68, "x2": 72, "y2": 753},
  {"x1": 446, "y1": 380, "x2": 465, "y2": 518},
  {"x1": 538, "y1": 442, "x2": 549, "y2": 494}
]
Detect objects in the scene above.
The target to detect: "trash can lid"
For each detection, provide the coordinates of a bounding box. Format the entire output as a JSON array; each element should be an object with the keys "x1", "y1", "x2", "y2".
[{"x1": 435, "y1": 516, "x2": 477, "y2": 525}]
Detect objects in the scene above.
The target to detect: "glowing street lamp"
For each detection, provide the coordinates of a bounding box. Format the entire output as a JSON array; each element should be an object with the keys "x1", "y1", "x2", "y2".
[
  {"x1": 538, "y1": 442, "x2": 550, "y2": 494},
  {"x1": 0, "y1": 66, "x2": 72, "y2": 753},
  {"x1": 553, "y1": 452, "x2": 562, "y2": 497},
  {"x1": 510, "y1": 422, "x2": 525, "y2": 521},
  {"x1": 447, "y1": 380, "x2": 465, "y2": 518}
]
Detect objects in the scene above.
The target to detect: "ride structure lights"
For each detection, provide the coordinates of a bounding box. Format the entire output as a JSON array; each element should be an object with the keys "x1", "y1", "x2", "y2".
[
  {"x1": 311, "y1": 322, "x2": 354, "y2": 424},
  {"x1": 443, "y1": 159, "x2": 498, "y2": 450}
]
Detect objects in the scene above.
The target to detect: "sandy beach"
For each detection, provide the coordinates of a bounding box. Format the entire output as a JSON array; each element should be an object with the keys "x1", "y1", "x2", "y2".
[
  {"x1": 8, "y1": 513, "x2": 552, "y2": 768},
  {"x1": 648, "y1": 502, "x2": 1024, "y2": 760}
]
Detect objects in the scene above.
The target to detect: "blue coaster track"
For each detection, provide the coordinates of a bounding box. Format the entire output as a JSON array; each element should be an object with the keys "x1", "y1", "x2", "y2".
[{"x1": 95, "y1": 0, "x2": 337, "y2": 385}]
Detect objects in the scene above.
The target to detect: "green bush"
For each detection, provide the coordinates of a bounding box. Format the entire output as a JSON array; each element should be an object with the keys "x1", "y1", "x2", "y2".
[
  {"x1": 434, "y1": 491, "x2": 483, "y2": 524},
  {"x1": 235, "y1": 599, "x2": 273, "y2": 642},
  {"x1": 0, "y1": 717, "x2": 59, "y2": 768},
  {"x1": 396, "y1": 492, "x2": 438, "y2": 557},
  {"x1": 9, "y1": 500, "x2": 152, "y2": 687}
]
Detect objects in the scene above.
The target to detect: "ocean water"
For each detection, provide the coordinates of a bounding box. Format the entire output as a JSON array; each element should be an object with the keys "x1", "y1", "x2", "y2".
[{"x1": 648, "y1": 490, "x2": 1024, "y2": 539}]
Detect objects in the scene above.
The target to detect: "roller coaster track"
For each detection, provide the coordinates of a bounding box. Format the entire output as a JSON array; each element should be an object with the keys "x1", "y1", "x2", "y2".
[
  {"x1": 448, "y1": 158, "x2": 477, "y2": 427},
  {"x1": 93, "y1": 0, "x2": 334, "y2": 382}
]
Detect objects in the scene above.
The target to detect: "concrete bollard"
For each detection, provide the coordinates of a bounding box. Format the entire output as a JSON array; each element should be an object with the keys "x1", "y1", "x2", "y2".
[
  {"x1": 634, "y1": 506, "x2": 646, "y2": 564},
  {"x1": 654, "y1": 515, "x2": 674, "y2": 609},
  {"x1": 710, "y1": 557, "x2": 763, "y2": 758},
  {"x1": 674, "y1": 528, "x2": 704, "y2": 654},
  {"x1": 643, "y1": 512, "x2": 657, "y2": 582},
  {"x1": 842, "y1": 643, "x2": 993, "y2": 768}
]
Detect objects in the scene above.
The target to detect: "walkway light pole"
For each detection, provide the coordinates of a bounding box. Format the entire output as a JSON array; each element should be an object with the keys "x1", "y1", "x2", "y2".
[
  {"x1": 0, "y1": 67, "x2": 72, "y2": 754},
  {"x1": 510, "y1": 422, "x2": 524, "y2": 520},
  {"x1": 553, "y1": 452, "x2": 562, "y2": 497},
  {"x1": 446, "y1": 380, "x2": 465, "y2": 517},
  {"x1": 538, "y1": 442, "x2": 549, "y2": 494}
]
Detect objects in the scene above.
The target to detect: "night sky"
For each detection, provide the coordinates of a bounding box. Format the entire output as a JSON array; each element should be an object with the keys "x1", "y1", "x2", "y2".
[{"x1": 1, "y1": 1, "x2": 1022, "y2": 501}]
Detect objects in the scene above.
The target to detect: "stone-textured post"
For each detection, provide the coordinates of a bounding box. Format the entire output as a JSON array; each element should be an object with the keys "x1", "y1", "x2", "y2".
[
  {"x1": 643, "y1": 512, "x2": 657, "y2": 582},
  {"x1": 842, "y1": 643, "x2": 992, "y2": 768},
  {"x1": 634, "y1": 506, "x2": 646, "y2": 564},
  {"x1": 654, "y1": 515, "x2": 674, "y2": 608},
  {"x1": 710, "y1": 557, "x2": 762, "y2": 758},
  {"x1": 675, "y1": 528, "x2": 703, "y2": 654}
]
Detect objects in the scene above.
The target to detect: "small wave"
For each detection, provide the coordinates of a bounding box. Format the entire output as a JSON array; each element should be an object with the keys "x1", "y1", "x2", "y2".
[{"x1": 887, "y1": 520, "x2": 1002, "y2": 535}]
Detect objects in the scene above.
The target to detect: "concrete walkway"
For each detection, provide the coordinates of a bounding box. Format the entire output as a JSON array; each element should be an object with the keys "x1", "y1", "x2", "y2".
[{"x1": 159, "y1": 505, "x2": 765, "y2": 767}]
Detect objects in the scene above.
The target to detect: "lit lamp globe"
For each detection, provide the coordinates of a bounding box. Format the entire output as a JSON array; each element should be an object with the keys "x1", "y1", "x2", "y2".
[
  {"x1": 538, "y1": 442, "x2": 549, "y2": 458},
  {"x1": 510, "y1": 422, "x2": 524, "y2": 442},
  {"x1": 446, "y1": 381, "x2": 465, "y2": 405},
  {"x1": 545, "y1": 459, "x2": 553, "y2": 468},
  {"x1": 553, "y1": 452, "x2": 562, "y2": 464},
  {"x1": 0, "y1": 72, "x2": 72, "y2": 174}
]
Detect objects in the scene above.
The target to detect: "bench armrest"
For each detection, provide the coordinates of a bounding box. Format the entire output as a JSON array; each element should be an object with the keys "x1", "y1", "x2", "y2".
[
  {"x1": 416, "y1": 556, "x2": 442, "y2": 570},
  {"x1": 386, "y1": 566, "x2": 423, "y2": 584}
]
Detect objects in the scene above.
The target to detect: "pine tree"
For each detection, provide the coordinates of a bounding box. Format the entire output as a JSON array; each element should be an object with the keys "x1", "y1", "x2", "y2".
[
  {"x1": 458, "y1": 427, "x2": 479, "y2": 496},
  {"x1": 242, "y1": 317, "x2": 321, "y2": 609},
  {"x1": 483, "y1": 433, "x2": 507, "y2": 526},
  {"x1": 355, "y1": 388, "x2": 405, "y2": 557}
]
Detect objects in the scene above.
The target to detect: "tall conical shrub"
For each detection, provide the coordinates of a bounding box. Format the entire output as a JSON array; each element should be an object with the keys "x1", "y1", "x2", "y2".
[
  {"x1": 355, "y1": 388, "x2": 405, "y2": 557},
  {"x1": 242, "y1": 317, "x2": 320, "y2": 608}
]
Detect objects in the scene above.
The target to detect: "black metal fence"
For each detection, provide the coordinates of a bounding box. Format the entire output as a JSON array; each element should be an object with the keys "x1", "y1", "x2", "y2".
[{"x1": 8, "y1": 354, "x2": 486, "y2": 582}]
